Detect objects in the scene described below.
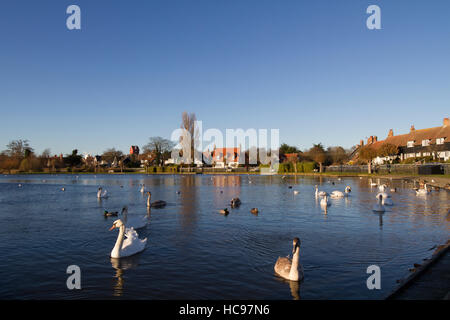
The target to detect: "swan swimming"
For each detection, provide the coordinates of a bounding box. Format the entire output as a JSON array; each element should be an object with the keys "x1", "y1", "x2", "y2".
[
  {"x1": 97, "y1": 187, "x2": 108, "y2": 199},
  {"x1": 320, "y1": 195, "x2": 331, "y2": 209},
  {"x1": 139, "y1": 184, "x2": 145, "y2": 193},
  {"x1": 415, "y1": 184, "x2": 429, "y2": 196},
  {"x1": 109, "y1": 219, "x2": 147, "y2": 259},
  {"x1": 330, "y1": 186, "x2": 351, "y2": 198},
  {"x1": 376, "y1": 192, "x2": 391, "y2": 199},
  {"x1": 274, "y1": 237, "x2": 304, "y2": 281},
  {"x1": 315, "y1": 185, "x2": 326, "y2": 197},
  {"x1": 373, "y1": 194, "x2": 385, "y2": 212},
  {"x1": 146, "y1": 192, "x2": 167, "y2": 208},
  {"x1": 121, "y1": 206, "x2": 147, "y2": 229}
]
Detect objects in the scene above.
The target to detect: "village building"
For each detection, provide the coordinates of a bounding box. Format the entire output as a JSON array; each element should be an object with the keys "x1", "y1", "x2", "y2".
[
  {"x1": 212, "y1": 146, "x2": 241, "y2": 168},
  {"x1": 129, "y1": 145, "x2": 140, "y2": 155},
  {"x1": 356, "y1": 117, "x2": 450, "y2": 164}
]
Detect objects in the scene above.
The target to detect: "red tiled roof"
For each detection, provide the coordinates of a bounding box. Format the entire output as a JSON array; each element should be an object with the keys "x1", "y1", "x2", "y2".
[
  {"x1": 371, "y1": 124, "x2": 450, "y2": 149},
  {"x1": 212, "y1": 147, "x2": 240, "y2": 163}
]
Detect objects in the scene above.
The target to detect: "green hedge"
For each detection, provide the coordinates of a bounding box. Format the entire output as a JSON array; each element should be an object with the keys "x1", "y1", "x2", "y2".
[
  {"x1": 147, "y1": 165, "x2": 179, "y2": 173},
  {"x1": 274, "y1": 161, "x2": 316, "y2": 173}
]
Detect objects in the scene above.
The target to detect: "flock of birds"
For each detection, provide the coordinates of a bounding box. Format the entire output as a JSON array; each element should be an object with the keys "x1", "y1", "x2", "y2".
[
  {"x1": 15, "y1": 176, "x2": 439, "y2": 283},
  {"x1": 96, "y1": 184, "x2": 168, "y2": 259},
  {"x1": 100, "y1": 181, "x2": 303, "y2": 281}
]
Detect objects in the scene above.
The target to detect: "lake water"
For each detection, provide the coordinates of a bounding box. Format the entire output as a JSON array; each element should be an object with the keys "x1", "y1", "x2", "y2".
[{"x1": 0, "y1": 174, "x2": 448, "y2": 299}]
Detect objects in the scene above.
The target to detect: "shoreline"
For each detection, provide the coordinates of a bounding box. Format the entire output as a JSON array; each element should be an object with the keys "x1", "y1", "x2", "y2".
[{"x1": 2, "y1": 171, "x2": 450, "y2": 187}]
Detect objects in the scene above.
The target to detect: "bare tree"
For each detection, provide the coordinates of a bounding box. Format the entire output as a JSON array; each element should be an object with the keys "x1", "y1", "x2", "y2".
[
  {"x1": 180, "y1": 112, "x2": 199, "y2": 165},
  {"x1": 143, "y1": 137, "x2": 174, "y2": 166},
  {"x1": 41, "y1": 149, "x2": 51, "y2": 159},
  {"x1": 5, "y1": 139, "x2": 33, "y2": 158},
  {"x1": 102, "y1": 148, "x2": 124, "y2": 163},
  {"x1": 327, "y1": 146, "x2": 348, "y2": 165}
]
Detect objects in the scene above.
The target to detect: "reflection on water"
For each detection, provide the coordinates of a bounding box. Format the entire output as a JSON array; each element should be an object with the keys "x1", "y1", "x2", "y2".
[
  {"x1": 111, "y1": 255, "x2": 141, "y2": 297},
  {"x1": 0, "y1": 174, "x2": 449, "y2": 300}
]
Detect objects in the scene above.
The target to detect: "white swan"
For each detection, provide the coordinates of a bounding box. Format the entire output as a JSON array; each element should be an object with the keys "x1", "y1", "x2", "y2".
[
  {"x1": 121, "y1": 206, "x2": 148, "y2": 229},
  {"x1": 293, "y1": 190, "x2": 300, "y2": 195},
  {"x1": 320, "y1": 195, "x2": 331, "y2": 208},
  {"x1": 373, "y1": 194, "x2": 385, "y2": 212},
  {"x1": 330, "y1": 186, "x2": 351, "y2": 198},
  {"x1": 415, "y1": 184, "x2": 429, "y2": 196},
  {"x1": 274, "y1": 237, "x2": 304, "y2": 281},
  {"x1": 139, "y1": 184, "x2": 145, "y2": 193},
  {"x1": 109, "y1": 219, "x2": 147, "y2": 258},
  {"x1": 97, "y1": 187, "x2": 108, "y2": 199},
  {"x1": 315, "y1": 185, "x2": 326, "y2": 197},
  {"x1": 376, "y1": 192, "x2": 391, "y2": 199},
  {"x1": 378, "y1": 184, "x2": 387, "y2": 192}
]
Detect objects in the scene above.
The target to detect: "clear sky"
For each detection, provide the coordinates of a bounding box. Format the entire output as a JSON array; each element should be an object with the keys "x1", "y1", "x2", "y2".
[{"x1": 0, "y1": 0, "x2": 449, "y2": 156}]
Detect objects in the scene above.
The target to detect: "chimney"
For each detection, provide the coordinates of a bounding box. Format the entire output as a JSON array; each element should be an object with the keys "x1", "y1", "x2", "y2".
[
  {"x1": 444, "y1": 118, "x2": 450, "y2": 127},
  {"x1": 359, "y1": 140, "x2": 364, "y2": 147},
  {"x1": 374, "y1": 136, "x2": 378, "y2": 142},
  {"x1": 388, "y1": 129, "x2": 394, "y2": 137},
  {"x1": 367, "y1": 136, "x2": 373, "y2": 145},
  {"x1": 410, "y1": 125, "x2": 415, "y2": 132}
]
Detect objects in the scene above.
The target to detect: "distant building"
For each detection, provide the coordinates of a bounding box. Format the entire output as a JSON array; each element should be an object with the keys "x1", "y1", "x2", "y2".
[
  {"x1": 212, "y1": 145, "x2": 241, "y2": 168},
  {"x1": 282, "y1": 152, "x2": 302, "y2": 163},
  {"x1": 130, "y1": 146, "x2": 140, "y2": 155},
  {"x1": 356, "y1": 117, "x2": 450, "y2": 164}
]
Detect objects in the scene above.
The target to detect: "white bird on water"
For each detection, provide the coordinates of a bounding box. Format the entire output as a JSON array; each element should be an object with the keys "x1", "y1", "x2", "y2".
[
  {"x1": 330, "y1": 186, "x2": 351, "y2": 198},
  {"x1": 372, "y1": 194, "x2": 385, "y2": 212},
  {"x1": 97, "y1": 187, "x2": 108, "y2": 199},
  {"x1": 139, "y1": 184, "x2": 145, "y2": 193},
  {"x1": 315, "y1": 185, "x2": 326, "y2": 197},
  {"x1": 415, "y1": 184, "x2": 429, "y2": 196},
  {"x1": 274, "y1": 237, "x2": 304, "y2": 281},
  {"x1": 109, "y1": 219, "x2": 147, "y2": 259},
  {"x1": 320, "y1": 194, "x2": 331, "y2": 209}
]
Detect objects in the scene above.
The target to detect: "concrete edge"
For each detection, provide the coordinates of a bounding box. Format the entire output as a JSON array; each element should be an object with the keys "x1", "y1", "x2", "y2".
[{"x1": 385, "y1": 240, "x2": 450, "y2": 300}]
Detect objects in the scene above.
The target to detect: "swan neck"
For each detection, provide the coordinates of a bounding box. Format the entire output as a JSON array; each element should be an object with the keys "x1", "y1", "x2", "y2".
[
  {"x1": 111, "y1": 224, "x2": 125, "y2": 258},
  {"x1": 289, "y1": 247, "x2": 300, "y2": 280}
]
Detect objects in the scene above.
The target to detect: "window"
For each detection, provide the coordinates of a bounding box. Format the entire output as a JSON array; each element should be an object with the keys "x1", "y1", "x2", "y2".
[
  {"x1": 436, "y1": 138, "x2": 445, "y2": 145},
  {"x1": 407, "y1": 141, "x2": 415, "y2": 148},
  {"x1": 422, "y1": 139, "x2": 430, "y2": 147}
]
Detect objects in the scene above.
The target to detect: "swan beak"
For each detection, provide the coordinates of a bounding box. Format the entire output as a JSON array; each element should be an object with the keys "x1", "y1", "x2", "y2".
[{"x1": 109, "y1": 225, "x2": 116, "y2": 231}]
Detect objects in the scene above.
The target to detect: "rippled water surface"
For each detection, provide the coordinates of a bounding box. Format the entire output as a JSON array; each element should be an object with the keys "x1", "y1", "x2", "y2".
[{"x1": 0, "y1": 174, "x2": 448, "y2": 299}]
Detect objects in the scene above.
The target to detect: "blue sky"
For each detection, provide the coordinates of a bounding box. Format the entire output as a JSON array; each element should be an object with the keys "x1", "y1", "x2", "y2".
[{"x1": 0, "y1": 0, "x2": 449, "y2": 155}]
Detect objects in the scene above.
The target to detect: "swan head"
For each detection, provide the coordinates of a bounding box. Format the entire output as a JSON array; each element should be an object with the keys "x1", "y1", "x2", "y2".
[
  {"x1": 109, "y1": 219, "x2": 124, "y2": 231},
  {"x1": 345, "y1": 186, "x2": 351, "y2": 193},
  {"x1": 147, "y1": 191, "x2": 151, "y2": 197},
  {"x1": 121, "y1": 206, "x2": 128, "y2": 214}
]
